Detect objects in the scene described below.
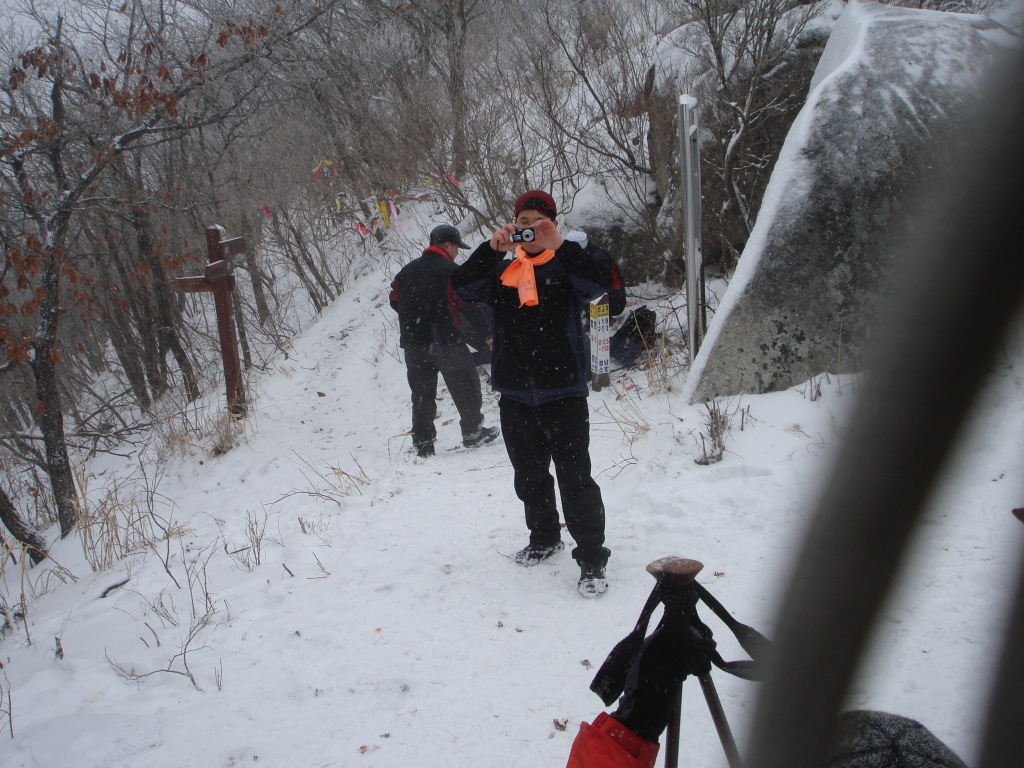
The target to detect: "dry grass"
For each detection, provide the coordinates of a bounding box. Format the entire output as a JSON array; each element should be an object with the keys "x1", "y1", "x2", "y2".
[
  {"x1": 74, "y1": 467, "x2": 183, "y2": 573},
  {"x1": 0, "y1": 591, "x2": 26, "y2": 642},
  {"x1": 276, "y1": 450, "x2": 371, "y2": 506},
  {"x1": 639, "y1": 325, "x2": 686, "y2": 394},
  {"x1": 224, "y1": 508, "x2": 280, "y2": 571},
  {"x1": 692, "y1": 399, "x2": 740, "y2": 465},
  {"x1": 592, "y1": 383, "x2": 653, "y2": 445},
  {"x1": 106, "y1": 551, "x2": 222, "y2": 692},
  {"x1": 798, "y1": 371, "x2": 863, "y2": 403},
  {"x1": 371, "y1": 307, "x2": 403, "y2": 365},
  {"x1": 297, "y1": 514, "x2": 333, "y2": 546},
  {"x1": 209, "y1": 411, "x2": 246, "y2": 456},
  {"x1": 24, "y1": 558, "x2": 78, "y2": 602},
  {"x1": 798, "y1": 373, "x2": 829, "y2": 402},
  {"x1": 0, "y1": 536, "x2": 78, "y2": 648},
  {"x1": 148, "y1": 391, "x2": 254, "y2": 463},
  {"x1": 0, "y1": 662, "x2": 11, "y2": 737},
  {"x1": 387, "y1": 431, "x2": 415, "y2": 463},
  {"x1": 148, "y1": 393, "x2": 210, "y2": 463}
]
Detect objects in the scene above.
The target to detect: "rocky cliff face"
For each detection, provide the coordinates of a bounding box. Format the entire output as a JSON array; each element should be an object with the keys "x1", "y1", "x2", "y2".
[{"x1": 684, "y1": 1, "x2": 1019, "y2": 402}]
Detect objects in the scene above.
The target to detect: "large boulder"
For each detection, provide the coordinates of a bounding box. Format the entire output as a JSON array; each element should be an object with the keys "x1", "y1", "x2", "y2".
[{"x1": 684, "y1": 0, "x2": 1019, "y2": 402}]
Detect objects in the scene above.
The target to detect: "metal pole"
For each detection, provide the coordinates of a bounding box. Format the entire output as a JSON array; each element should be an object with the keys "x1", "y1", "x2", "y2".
[
  {"x1": 699, "y1": 673, "x2": 743, "y2": 768},
  {"x1": 664, "y1": 680, "x2": 684, "y2": 768},
  {"x1": 678, "y1": 95, "x2": 704, "y2": 363}
]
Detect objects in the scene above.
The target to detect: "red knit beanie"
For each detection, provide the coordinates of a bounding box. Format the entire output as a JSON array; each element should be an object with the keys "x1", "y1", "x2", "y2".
[{"x1": 513, "y1": 190, "x2": 558, "y2": 219}]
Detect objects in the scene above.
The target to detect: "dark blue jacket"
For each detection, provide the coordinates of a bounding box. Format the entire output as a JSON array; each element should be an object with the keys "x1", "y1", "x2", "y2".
[{"x1": 451, "y1": 240, "x2": 605, "y2": 405}]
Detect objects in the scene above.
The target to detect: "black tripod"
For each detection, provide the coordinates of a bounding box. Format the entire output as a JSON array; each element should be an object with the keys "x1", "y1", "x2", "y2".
[{"x1": 591, "y1": 557, "x2": 770, "y2": 768}]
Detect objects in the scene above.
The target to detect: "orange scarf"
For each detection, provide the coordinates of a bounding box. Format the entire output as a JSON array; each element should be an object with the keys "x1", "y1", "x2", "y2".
[{"x1": 500, "y1": 247, "x2": 556, "y2": 307}]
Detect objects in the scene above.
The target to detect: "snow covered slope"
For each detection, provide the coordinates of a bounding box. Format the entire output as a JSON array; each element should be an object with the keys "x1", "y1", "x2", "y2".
[{"x1": 0, "y1": 214, "x2": 1021, "y2": 767}]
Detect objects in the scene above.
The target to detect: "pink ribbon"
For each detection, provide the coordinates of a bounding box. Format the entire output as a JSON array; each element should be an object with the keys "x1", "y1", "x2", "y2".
[{"x1": 388, "y1": 201, "x2": 405, "y2": 235}]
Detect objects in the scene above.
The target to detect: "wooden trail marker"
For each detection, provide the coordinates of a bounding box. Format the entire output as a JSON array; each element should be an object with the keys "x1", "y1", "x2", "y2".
[{"x1": 174, "y1": 226, "x2": 247, "y2": 417}]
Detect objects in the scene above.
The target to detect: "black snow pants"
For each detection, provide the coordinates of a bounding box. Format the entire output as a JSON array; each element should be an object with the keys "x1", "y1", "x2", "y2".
[
  {"x1": 499, "y1": 395, "x2": 609, "y2": 566},
  {"x1": 404, "y1": 344, "x2": 484, "y2": 446}
]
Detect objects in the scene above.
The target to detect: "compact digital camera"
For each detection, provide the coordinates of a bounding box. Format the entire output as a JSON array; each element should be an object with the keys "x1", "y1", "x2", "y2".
[{"x1": 510, "y1": 227, "x2": 536, "y2": 243}]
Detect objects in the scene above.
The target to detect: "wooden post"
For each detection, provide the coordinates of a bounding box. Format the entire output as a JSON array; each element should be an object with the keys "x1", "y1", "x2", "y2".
[{"x1": 173, "y1": 226, "x2": 248, "y2": 417}]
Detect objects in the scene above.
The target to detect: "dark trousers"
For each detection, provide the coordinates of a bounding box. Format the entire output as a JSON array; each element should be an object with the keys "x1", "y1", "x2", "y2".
[
  {"x1": 499, "y1": 395, "x2": 608, "y2": 565},
  {"x1": 405, "y1": 344, "x2": 483, "y2": 445}
]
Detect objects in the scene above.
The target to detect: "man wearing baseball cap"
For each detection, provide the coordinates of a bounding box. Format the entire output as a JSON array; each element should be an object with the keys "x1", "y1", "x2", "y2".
[
  {"x1": 451, "y1": 190, "x2": 612, "y2": 597},
  {"x1": 390, "y1": 224, "x2": 498, "y2": 458}
]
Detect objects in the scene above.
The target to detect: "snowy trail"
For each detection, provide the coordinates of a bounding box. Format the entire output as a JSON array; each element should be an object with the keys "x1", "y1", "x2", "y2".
[{"x1": 1, "y1": 251, "x2": 1022, "y2": 768}]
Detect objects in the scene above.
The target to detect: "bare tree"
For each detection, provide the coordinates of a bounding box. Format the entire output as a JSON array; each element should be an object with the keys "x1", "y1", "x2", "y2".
[
  {"x1": 0, "y1": 0, "x2": 334, "y2": 536},
  {"x1": 505, "y1": 0, "x2": 669, "y2": 274},
  {"x1": 0, "y1": 483, "x2": 48, "y2": 564},
  {"x1": 654, "y1": 0, "x2": 825, "y2": 273}
]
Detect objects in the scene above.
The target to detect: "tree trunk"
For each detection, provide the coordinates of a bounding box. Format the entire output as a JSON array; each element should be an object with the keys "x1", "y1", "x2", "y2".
[
  {"x1": 92, "y1": 235, "x2": 154, "y2": 410},
  {"x1": 271, "y1": 212, "x2": 327, "y2": 312},
  {"x1": 239, "y1": 211, "x2": 274, "y2": 328},
  {"x1": 103, "y1": 304, "x2": 153, "y2": 411},
  {"x1": 129, "y1": 207, "x2": 200, "y2": 401},
  {"x1": 102, "y1": 226, "x2": 171, "y2": 399},
  {"x1": 30, "y1": 336, "x2": 78, "y2": 536},
  {"x1": 232, "y1": 288, "x2": 252, "y2": 371},
  {"x1": 281, "y1": 212, "x2": 337, "y2": 302},
  {"x1": 444, "y1": 1, "x2": 471, "y2": 177},
  {"x1": 0, "y1": 485, "x2": 48, "y2": 564},
  {"x1": 23, "y1": 215, "x2": 80, "y2": 537}
]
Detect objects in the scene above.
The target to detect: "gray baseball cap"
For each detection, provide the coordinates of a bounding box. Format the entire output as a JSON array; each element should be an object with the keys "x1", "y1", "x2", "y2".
[{"x1": 429, "y1": 224, "x2": 472, "y2": 249}]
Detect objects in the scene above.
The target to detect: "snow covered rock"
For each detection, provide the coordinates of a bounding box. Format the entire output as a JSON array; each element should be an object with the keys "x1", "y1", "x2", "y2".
[
  {"x1": 828, "y1": 710, "x2": 968, "y2": 768},
  {"x1": 685, "y1": 0, "x2": 1020, "y2": 402}
]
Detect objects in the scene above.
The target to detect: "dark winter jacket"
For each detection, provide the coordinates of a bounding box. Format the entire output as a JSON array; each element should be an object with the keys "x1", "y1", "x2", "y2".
[
  {"x1": 588, "y1": 244, "x2": 627, "y2": 317},
  {"x1": 450, "y1": 239, "x2": 606, "y2": 405},
  {"x1": 459, "y1": 303, "x2": 493, "y2": 363},
  {"x1": 389, "y1": 246, "x2": 466, "y2": 349}
]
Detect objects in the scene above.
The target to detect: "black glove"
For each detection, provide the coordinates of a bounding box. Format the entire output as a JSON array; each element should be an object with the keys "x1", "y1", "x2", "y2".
[{"x1": 612, "y1": 587, "x2": 716, "y2": 742}]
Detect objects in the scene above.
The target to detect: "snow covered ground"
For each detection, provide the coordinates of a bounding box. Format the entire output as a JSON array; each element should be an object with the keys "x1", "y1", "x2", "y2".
[
  {"x1": 1, "y1": 209, "x2": 1021, "y2": 767},
  {"x1": 3, "y1": 3, "x2": 1024, "y2": 763}
]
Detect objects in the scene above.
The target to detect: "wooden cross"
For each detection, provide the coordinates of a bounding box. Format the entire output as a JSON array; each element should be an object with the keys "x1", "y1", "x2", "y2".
[{"x1": 174, "y1": 226, "x2": 248, "y2": 417}]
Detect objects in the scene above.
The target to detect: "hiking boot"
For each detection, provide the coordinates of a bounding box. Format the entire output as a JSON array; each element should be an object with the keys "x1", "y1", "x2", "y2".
[
  {"x1": 578, "y1": 561, "x2": 608, "y2": 597},
  {"x1": 414, "y1": 441, "x2": 434, "y2": 458},
  {"x1": 463, "y1": 425, "x2": 499, "y2": 448},
  {"x1": 513, "y1": 540, "x2": 564, "y2": 566}
]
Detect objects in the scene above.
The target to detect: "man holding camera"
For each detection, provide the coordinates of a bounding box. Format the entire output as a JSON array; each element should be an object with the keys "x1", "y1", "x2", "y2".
[{"x1": 450, "y1": 190, "x2": 611, "y2": 597}]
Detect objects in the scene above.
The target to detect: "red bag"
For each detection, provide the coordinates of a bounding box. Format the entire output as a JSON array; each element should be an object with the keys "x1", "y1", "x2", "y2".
[{"x1": 565, "y1": 713, "x2": 660, "y2": 768}]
